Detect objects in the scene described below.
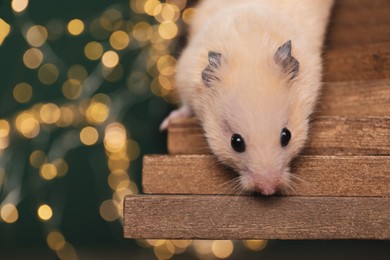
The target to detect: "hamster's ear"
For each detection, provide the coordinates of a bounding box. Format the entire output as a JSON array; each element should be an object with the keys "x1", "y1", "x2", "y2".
[
  {"x1": 274, "y1": 40, "x2": 299, "y2": 80},
  {"x1": 202, "y1": 51, "x2": 222, "y2": 87}
]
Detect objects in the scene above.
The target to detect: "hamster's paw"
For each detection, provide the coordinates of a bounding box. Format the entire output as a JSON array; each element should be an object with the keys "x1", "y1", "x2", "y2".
[{"x1": 159, "y1": 105, "x2": 193, "y2": 131}]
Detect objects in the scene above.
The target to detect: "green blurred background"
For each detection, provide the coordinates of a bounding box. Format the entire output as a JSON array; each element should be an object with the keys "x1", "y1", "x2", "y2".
[{"x1": 0, "y1": 0, "x2": 389, "y2": 259}]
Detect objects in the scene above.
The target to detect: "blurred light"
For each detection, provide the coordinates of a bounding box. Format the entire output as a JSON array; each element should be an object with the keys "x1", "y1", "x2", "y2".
[
  {"x1": 99, "y1": 200, "x2": 119, "y2": 221},
  {"x1": 53, "y1": 159, "x2": 68, "y2": 177},
  {"x1": 15, "y1": 111, "x2": 40, "y2": 138},
  {"x1": 101, "y1": 9, "x2": 122, "y2": 31},
  {"x1": 80, "y1": 126, "x2": 99, "y2": 146},
  {"x1": 193, "y1": 240, "x2": 213, "y2": 257},
  {"x1": 104, "y1": 123, "x2": 127, "y2": 153},
  {"x1": 67, "y1": 19, "x2": 84, "y2": 36},
  {"x1": 13, "y1": 82, "x2": 33, "y2": 103},
  {"x1": 167, "y1": 0, "x2": 187, "y2": 10},
  {"x1": 102, "y1": 51, "x2": 119, "y2": 68},
  {"x1": 38, "y1": 63, "x2": 59, "y2": 85},
  {"x1": 182, "y1": 7, "x2": 195, "y2": 24},
  {"x1": 11, "y1": 0, "x2": 29, "y2": 12},
  {"x1": 212, "y1": 240, "x2": 234, "y2": 259},
  {"x1": 144, "y1": 0, "x2": 161, "y2": 16},
  {"x1": 40, "y1": 163, "x2": 57, "y2": 180},
  {"x1": 62, "y1": 79, "x2": 82, "y2": 100},
  {"x1": 86, "y1": 102, "x2": 109, "y2": 125},
  {"x1": 67, "y1": 64, "x2": 88, "y2": 82},
  {"x1": 84, "y1": 41, "x2": 104, "y2": 60},
  {"x1": 242, "y1": 240, "x2": 268, "y2": 251},
  {"x1": 0, "y1": 120, "x2": 10, "y2": 138},
  {"x1": 172, "y1": 239, "x2": 192, "y2": 249},
  {"x1": 157, "y1": 55, "x2": 176, "y2": 76},
  {"x1": 132, "y1": 22, "x2": 153, "y2": 42},
  {"x1": 37, "y1": 204, "x2": 53, "y2": 221},
  {"x1": 0, "y1": 203, "x2": 18, "y2": 223},
  {"x1": 158, "y1": 21, "x2": 178, "y2": 40},
  {"x1": 102, "y1": 64, "x2": 123, "y2": 82},
  {"x1": 108, "y1": 172, "x2": 129, "y2": 190},
  {"x1": 55, "y1": 242, "x2": 78, "y2": 260},
  {"x1": 47, "y1": 231, "x2": 66, "y2": 250},
  {"x1": 30, "y1": 150, "x2": 46, "y2": 168},
  {"x1": 109, "y1": 30, "x2": 130, "y2": 50},
  {"x1": 56, "y1": 106, "x2": 75, "y2": 127},
  {"x1": 26, "y1": 25, "x2": 48, "y2": 47},
  {"x1": 154, "y1": 242, "x2": 175, "y2": 260},
  {"x1": 130, "y1": 0, "x2": 148, "y2": 14},
  {"x1": 127, "y1": 139, "x2": 140, "y2": 161},
  {"x1": 40, "y1": 103, "x2": 61, "y2": 124},
  {"x1": 0, "y1": 136, "x2": 9, "y2": 150},
  {"x1": 155, "y1": 3, "x2": 180, "y2": 22},
  {"x1": 23, "y1": 48, "x2": 44, "y2": 69},
  {"x1": 0, "y1": 19, "x2": 11, "y2": 45}
]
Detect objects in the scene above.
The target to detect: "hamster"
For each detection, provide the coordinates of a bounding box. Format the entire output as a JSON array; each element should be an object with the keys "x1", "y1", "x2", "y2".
[{"x1": 160, "y1": 0, "x2": 334, "y2": 195}]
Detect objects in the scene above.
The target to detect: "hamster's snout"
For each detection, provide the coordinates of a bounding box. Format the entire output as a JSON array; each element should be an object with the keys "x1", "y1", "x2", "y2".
[{"x1": 241, "y1": 170, "x2": 283, "y2": 196}]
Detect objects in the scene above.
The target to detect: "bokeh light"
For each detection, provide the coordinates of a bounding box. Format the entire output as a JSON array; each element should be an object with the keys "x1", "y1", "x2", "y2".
[
  {"x1": 67, "y1": 19, "x2": 85, "y2": 36},
  {"x1": 23, "y1": 48, "x2": 44, "y2": 69},
  {"x1": 40, "y1": 103, "x2": 61, "y2": 124},
  {"x1": 102, "y1": 51, "x2": 119, "y2": 68},
  {"x1": 13, "y1": 82, "x2": 33, "y2": 103},
  {"x1": 62, "y1": 79, "x2": 83, "y2": 100},
  {"x1": 243, "y1": 240, "x2": 268, "y2": 251},
  {"x1": 40, "y1": 163, "x2": 57, "y2": 180},
  {"x1": 38, "y1": 64, "x2": 59, "y2": 85},
  {"x1": 0, "y1": 19, "x2": 11, "y2": 45},
  {"x1": 80, "y1": 126, "x2": 99, "y2": 146},
  {"x1": 26, "y1": 25, "x2": 48, "y2": 47},
  {"x1": 212, "y1": 240, "x2": 234, "y2": 259},
  {"x1": 37, "y1": 204, "x2": 53, "y2": 221},
  {"x1": 84, "y1": 41, "x2": 104, "y2": 60},
  {"x1": 99, "y1": 199, "x2": 119, "y2": 221},
  {"x1": 47, "y1": 231, "x2": 66, "y2": 250},
  {"x1": 15, "y1": 111, "x2": 40, "y2": 138},
  {"x1": 11, "y1": 0, "x2": 29, "y2": 13},
  {"x1": 0, "y1": 203, "x2": 19, "y2": 223},
  {"x1": 109, "y1": 30, "x2": 130, "y2": 50}
]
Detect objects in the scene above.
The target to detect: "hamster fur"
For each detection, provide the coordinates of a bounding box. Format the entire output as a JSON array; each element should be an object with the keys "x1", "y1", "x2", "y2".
[{"x1": 161, "y1": 0, "x2": 334, "y2": 195}]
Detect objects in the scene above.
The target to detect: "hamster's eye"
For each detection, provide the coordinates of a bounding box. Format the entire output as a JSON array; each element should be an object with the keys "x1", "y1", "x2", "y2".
[
  {"x1": 231, "y1": 134, "x2": 246, "y2": 153},
  {"x1": 280, "y1": 128, "x2": 291, "y2": 147}
]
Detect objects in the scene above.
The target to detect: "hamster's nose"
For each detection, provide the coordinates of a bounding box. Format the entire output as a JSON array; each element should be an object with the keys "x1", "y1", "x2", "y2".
[{"x1": 254, "y1": 185, "x2": 277, "y2": 196}]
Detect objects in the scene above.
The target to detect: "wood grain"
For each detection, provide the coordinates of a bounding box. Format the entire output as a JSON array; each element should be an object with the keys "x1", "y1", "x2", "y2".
[
  {"x1": 142, "y1": 155, "x2": 390, "y2": 197},
  {"x1": 325, "y1": 0, "x2": 390, "y2": 48},
  {"x1": 167, "y1": 117, "x2": 390, "y2": 155},
  {"x1": 124, "y1": 195, "x2": 390, "y2": 239},
  {"x1": 324, "y1": 43, "x2": 390, "y2": 82}
]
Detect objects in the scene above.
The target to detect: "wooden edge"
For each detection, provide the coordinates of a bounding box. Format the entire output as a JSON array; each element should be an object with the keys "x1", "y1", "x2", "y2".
[
  {"x1": 167, "y1": 116, "x2": 390, "y2": 155},
  {"x1": 124, "y1": 195, "x2": 390, "y2": 240},
  {"x1": 142, "y1": 155, "x2": 390, "y2": 197}
]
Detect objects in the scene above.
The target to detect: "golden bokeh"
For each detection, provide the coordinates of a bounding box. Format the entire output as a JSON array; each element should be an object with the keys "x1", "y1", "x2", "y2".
[
  {"x1": 154, "y1": 241, "x2": 175, "y2": 260},
  {"x1": 0, "y1": 19, "x2": 11, "y2": 45},
  {"x1": 0, "y1": 136, "x2": 9, "y2": 150},
  {"x1": 62, "y1": 79, "x2": 82, "y2": 100},
  {"x1": 47, "y1": 231, "x2": 66, "y2": 250},
  {"x1": 104, "y1": 123, "x2": 127, "y2": 153},
  {"x1": 132, "y1": 22, "x2": 153, "y2": 42},
  {"x1": 67, "y1": 19, "x2": 84, "y2": 36},
  {"x1": 26, "y1": 25, "x2": 48, "y2": 47},
  {"x1": 157, "y1": 55, "x2": 176, "y2": 76},
  {"x1": 0, "y1": 203, "x2": 19, "y2": 223},
  {"x1": 29, "y1": 150, "x2": 46, "y2": 168},
  {"x1": 242, "y1": 240, "x2": 268, "y2": 251},
  {"x1": 0, "y1": 120, "x2": 10, "y2": 138},
  {"x1": 155, "y1": 3, "x2": 180, "y2": 23},
  {"x1": 167, "y1": 0, "x2": 187, "y2": 10},
  {"x1": 99, "y1": 200, "x2": 119, "y2": 222},
  {"x1": 84, "y1": 41, "x2": 104, "y2": 60},
  {"x1": 67, "y1": 64, "x2": 88, "y2": 82},
  {"x1": 40, "y1": 163, "x2": 57, "y2": 180},
  {"x1": 158, "y1": 21, "x2": 178, "y2": 40},
  {"x1": 182, "y1": 7, "x2": 195, "y2": 24},
  {"x1": 56, "y1": 106, "x2": 75, "y2": 127},
  {"x1": 55, "y1": 242, "x2": 78, "y2": 260},
  {"x1": 109, "y1": 30, "x2": 130, "y2": 50},
  {"x1": 11, "y1": 0, "x2": 29, "y2": 12},
  {"x1": 13, "y1": 82, "x2": 33, "y2": 103},
  {"x1": 144, "y1": 0, "x2": 161, "y2": 16},
  {"x1": 38, "y1": 63, "x2": 59, "y2": 85},
  {"x1": 40, "y1": 103, "x2": 61, "y2": 124},
  {"x1": 130, "y1": 0, "x2": 148, "y2": 14},
  {"x1": 127, "y1": 139, "x2": 140, "y2": 161},
  {"x1": 53, "y1": 159, "x2": 68, "y2": 177},
  {"x1": 37, "y1": 204, "x2": 53, "y2": 221},
  {"x1": 15, "y1": 111, "x2": 40, "y2": 138},
  {"x1": 108, "y1": 172, "x2": 129, "y2": 190},
  {"x1": 102, "y1": 64, "x2": 123, "y2": 82},
  {"x1": 80, "y1": 126, "x2": 99, "y2": 146},
  {"x1": 212, "y1": 240, "x2": 234, "y2": 259},
  {"x1": 102, "y1": 51, "x2": 119, "y2": 68},
  {"x1": 86, "y1": 102, "x2": 109, "y2": 125},
  {"x1": 23, "y1": 48, "x2": 43, "y2": 69},
  {"x1": 193, "y1": 240, "x2": 213, "y2": 256}
]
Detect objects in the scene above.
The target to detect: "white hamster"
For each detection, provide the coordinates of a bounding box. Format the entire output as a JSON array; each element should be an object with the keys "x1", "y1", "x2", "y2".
[{"x1": 161, "y1": 0, "x2": 334, "y2": 195}]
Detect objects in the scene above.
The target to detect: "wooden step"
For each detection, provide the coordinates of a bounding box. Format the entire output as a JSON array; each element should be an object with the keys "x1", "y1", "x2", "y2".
[
  {"x1": 124, "y1": 195, "x2": 390, "y2": 240},
  {"x1": 142, "y1": 155, "x2": 390, "y2": 197},
  {"x1": 167, "y1": 116, "x2": 390, "y2": 155}
]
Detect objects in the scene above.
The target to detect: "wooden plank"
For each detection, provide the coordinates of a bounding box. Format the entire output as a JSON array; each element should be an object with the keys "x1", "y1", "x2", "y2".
[
  {"x1": 318, "y1": 80, "x2": 390, "y2": 117},
  {"x1": 124, "y1": 195, "x2": 390, "y2": 239},
  {"x1": 142, "y1": 155, "x2": 390, "y2": 196},
  {"x1": 326, "y1": 0, "x2": 390, "y2": 48},
  {"x1": 167, "y1": 117, "x2": 390, "y2": 155},
  {"x1": 323, "y1": 43, "x2": 390, "y2": 82}
]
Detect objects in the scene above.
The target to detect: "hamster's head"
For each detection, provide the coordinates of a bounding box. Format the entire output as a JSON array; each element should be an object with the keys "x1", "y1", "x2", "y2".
[{"x1": 200, "y1": 40, "x2": 313, "y2": 195}]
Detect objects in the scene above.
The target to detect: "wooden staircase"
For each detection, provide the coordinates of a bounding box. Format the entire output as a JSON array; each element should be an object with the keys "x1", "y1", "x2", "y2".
[{"x1": 124, "y1": 0, "x2": 390, "y2": 240}]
